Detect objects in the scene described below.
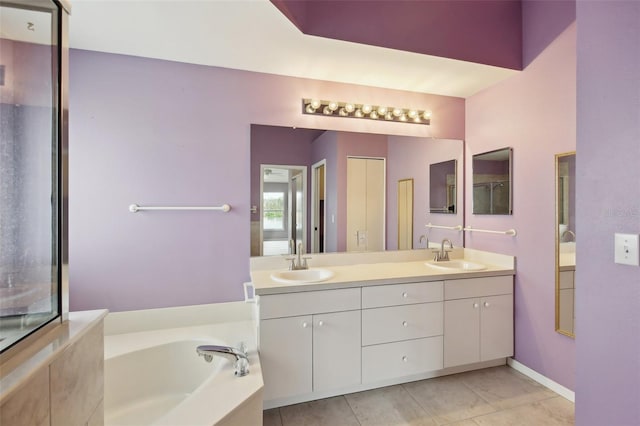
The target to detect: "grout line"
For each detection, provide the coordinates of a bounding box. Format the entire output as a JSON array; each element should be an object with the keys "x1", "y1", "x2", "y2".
[
  {"x1": 400, "y1": 381, "x2": 438, "y2": 419},
  {"x1": 507, "y1": 358, "x2": 575, "y2": 402},
  {"x1": 342, "y1": 395, "x2": 363, "y2": 426}
]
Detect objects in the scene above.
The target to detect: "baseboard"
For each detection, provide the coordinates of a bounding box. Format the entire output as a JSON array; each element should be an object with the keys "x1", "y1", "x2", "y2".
[{"x1": 507, "y1": 358, "x2": 575, "y2": 402}]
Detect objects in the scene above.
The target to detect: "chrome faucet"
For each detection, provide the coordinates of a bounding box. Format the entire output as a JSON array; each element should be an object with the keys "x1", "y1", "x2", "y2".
[
  {"x1": 196, "y1": 343, "x2": 249, "y2": 376},
  {"x1": 433, "y1": 238, "x2": 453, "y2": 261},
  {"x1": 286, "y1": 242, "x2": 310, "y2": 270}
]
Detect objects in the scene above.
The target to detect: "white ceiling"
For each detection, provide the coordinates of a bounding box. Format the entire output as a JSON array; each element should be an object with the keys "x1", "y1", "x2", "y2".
[{"x1": 67, "y1": 0, "x2": 518, "y2": 98}]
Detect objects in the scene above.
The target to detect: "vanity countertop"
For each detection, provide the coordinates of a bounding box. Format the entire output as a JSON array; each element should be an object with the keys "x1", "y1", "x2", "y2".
[{"x1": 251, "y1": 248, "x2": 515, "y2": 295}]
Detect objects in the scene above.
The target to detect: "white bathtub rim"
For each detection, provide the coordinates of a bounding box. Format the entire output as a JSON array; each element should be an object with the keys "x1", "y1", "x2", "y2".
[{"x1": 104, "y1": 320, "x2": 263, "y2": 426}]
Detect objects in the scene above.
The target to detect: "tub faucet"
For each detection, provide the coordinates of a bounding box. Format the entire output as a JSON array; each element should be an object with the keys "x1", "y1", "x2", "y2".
[
  {"x1": 196, "y1": 343, "x2": 249, "y2": 376},
  {"x1": 434, "y1": 238, "x2": 453, "y2": 261}
]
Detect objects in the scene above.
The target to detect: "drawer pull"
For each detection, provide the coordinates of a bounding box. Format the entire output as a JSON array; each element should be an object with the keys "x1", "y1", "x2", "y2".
[
  {"x1": 402, "y1": 321, "x2": 408, "y2": 327},
  {"x1": 402, "y1": 356, "x2": 408, "y2": 362},
  {"x1": 302, "y1": 322, "x2": 309, "y2": 328},
  {"x1": 402, "y1": 292, "x2": 408, "y2": 298},
  {"x1": 484, "y1": 302, "x2": 490, "y2": 308},
  {"x1": 473, "y1": 303, "x2": 480, "y2": 308},
  {"x1": 318, "y1": 320, "x2": 324, "y2": 327}
]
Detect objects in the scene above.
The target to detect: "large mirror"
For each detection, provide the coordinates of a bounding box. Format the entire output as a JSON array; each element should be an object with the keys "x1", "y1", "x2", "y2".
[
  {"x1": 250, "y1": 124, "x2": 464, "y2": 256},
  {"x1": 472, "y1": 147, "x2": 513, "y2": 215},
  {"x1": 555, "y1": 152, "x2": 576, "y2": 337}
]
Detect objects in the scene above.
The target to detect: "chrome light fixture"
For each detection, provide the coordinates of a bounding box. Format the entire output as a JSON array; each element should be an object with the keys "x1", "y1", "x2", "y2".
[{"x1": 302, "y1": 99, "x2": 431, "y2": 125}]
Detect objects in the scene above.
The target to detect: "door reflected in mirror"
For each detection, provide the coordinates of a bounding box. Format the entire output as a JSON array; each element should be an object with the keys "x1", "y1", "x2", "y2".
[
  {"x1": 472, "y1": 148, "x2": 513, "y2": 215},
  {"x1": 429, "y1": 160, "x2": 457, "y2": 214},
  {"x1": 556, "y1": 152, "x2": 576, "y2": 338}
]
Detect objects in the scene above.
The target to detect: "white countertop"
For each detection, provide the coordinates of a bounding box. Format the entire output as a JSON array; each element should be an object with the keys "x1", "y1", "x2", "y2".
[{"x1": 251, "y1": 248, "x2": 515, "y2": 295}]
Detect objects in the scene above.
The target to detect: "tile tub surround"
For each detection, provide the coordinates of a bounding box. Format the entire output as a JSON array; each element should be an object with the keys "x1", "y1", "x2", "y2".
[
  {"x1": 103, "y1": 301, "x2": 263, "y2": 426},
  {"x1": 264, "y1": 366, "x2": 574, "y2": 426},
  {"x1": 250, "y1": 248, "x2": 515, "y2": 295},
  {"x1": 0, "y1": 310, "x2": 108, "y2": 426}
]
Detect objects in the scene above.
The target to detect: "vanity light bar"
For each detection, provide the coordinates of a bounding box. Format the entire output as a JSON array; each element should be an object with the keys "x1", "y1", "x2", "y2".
[{"x1": 302, "y1": 98, "x2": 431, "y2": 125}]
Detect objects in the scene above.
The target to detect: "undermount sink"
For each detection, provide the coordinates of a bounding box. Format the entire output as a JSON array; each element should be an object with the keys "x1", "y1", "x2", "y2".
[
  {"x1": 270, "y1": 268, "x2": 335, "y2": 284},
  {"x1": 425, "y1": 260, "x2": 487, "y2": 271}
]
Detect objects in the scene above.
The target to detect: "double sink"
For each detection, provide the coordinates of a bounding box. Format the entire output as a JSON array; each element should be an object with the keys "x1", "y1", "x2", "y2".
[{"x1": 270, "y1": 259, "x2": 487, "y2": 284}]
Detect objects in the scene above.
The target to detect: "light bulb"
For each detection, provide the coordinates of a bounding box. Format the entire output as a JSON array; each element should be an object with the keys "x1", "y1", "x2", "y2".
[
  {"x1": 370, "y1": 111, "x2": 379, "y2": 119},
  {"x1": 355, "y1": 109, "x2": 364, "y2": 118},
  {"x1": 385, "y1": 112, "x2": 394, "y2": 120},
  {"x1": 362, "y1": 104, "x2": 372, "y2": 114},
  {"x1": 423, "y1": 110, "x2": 432, "y2": 120},
  {"x1": 377, "y1": 106, "x2": 388, "y2": 115},
  {"x1": 393, "y1": 108, "x2": 403, "y2": 117},
  {"x1": 408, "y1": 110, "x2": 418, "y2": 118},
  {"x1": 323, "y1": 106, "x2": 332, "y2": 115},
  {"x1": 344, "y1": 103, "x2": 355, "y2": 113},
  {"x1": 305, "y1": 104, "x2": 316, "y2": 114},
  {"x1": 339, "y1": 108, "x2": 348, "y2": 116},
  {"x1": 310, "y1": 99, "x2": 321, "y2": 109},
  {"x1": 400, "y1": 113, "x2": 408, "y2": 121},
  {"x1": 328, "y1": 101, "x2": 339, "y2": 111},
  {"x1": 413, "y1": 116, "x2": 421, "y2": 123}
]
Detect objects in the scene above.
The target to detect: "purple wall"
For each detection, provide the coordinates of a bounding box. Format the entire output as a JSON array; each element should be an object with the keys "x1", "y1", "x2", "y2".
[
  {"x1": 68, "y1": 49, "x2": 464, "y2": 312},
  {"x1": 575, "y1": 1, "x2": 640, "y2": 424},
  {"x1": 522, "y1": 0, "x2": 576, "y2": 67},
  {"x1": 466, "y1": 21, "x2": 577, "y2": 393},
  {"x1": 272, "y1": 0, "x2": 522, "y2": 70}
]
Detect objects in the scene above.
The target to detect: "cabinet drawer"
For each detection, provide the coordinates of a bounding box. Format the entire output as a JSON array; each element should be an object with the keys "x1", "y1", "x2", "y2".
[
  {"x1": 259, "y1": 288, "x2": 361, "y2": 319},
  {"x1": 444, "y1": 276, "x2": 513, "y2": 300},
  {"x1": 362, "y1": 336, "x2": 443, "y2": 383},
  {"x1": 362, "y1": 303, "x2": 443, "y2": 346},
  {"x1": 362, "y1": 281, "x2": 443, "y2": 308}
]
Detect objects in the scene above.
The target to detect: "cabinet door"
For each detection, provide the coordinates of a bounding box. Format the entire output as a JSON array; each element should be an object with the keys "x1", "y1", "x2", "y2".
[
  {"x1": 260, "y1": 316, "x2": 312, "y2": 401},
  {"x1": 480, "y1": 294, "x2": 514, "y2": 361},
  {"x1": 444, "y1": 298, "x2": 480, "y2": 368},
  {"x1": 313, "y1": 311, "x2": 361, "y2": 392}
]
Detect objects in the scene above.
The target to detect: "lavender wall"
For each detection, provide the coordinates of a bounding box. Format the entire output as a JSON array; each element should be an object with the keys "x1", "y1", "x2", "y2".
[
  {"x1": 68, "y1": 49, "x2": 464, "y2": 312},
  {"x1": 465, "y1": 21, "x2": 577, "y2": 392},
  {"x1": 575, "y1": 1, "x2": 640, "y2": 424}
]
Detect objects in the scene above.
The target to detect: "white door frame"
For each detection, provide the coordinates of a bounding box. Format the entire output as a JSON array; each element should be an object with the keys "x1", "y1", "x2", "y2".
[
  {"x1": 311, "y1": 159, "x2": 327, "y2": 253},
  {"x1": 260, "y1": 164, "x2": 308, "y2": 256}
]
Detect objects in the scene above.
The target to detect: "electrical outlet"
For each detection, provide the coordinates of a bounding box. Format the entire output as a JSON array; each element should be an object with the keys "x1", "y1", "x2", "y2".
[{"x1": 614, "y1": 233, "x2": 640, "y2": 266}]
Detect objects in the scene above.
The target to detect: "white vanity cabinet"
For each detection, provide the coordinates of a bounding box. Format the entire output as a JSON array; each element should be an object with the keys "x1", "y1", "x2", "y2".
[
  {"x1": 258, "y1": 288, "x2": 361, "y2": 402},
  {"x1": 361, "y1": 281, "x2": 444, "y2": 383},
  {"x1": 443, "y1": 276, "x2": 514, "y2": 368}
]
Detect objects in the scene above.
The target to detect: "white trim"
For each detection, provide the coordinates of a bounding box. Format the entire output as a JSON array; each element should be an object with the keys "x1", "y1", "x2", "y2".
[
  {"x1": 311, "y1": 159, "x2": 327, "y2": 254},
  {"x1": 507, "y1": 358, "x2": 575, "y2": 402}
]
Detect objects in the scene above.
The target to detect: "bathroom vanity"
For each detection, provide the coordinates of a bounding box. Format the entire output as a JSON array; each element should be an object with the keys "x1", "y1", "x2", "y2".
[{"x1": 250, "y1": 249, "x2": 515, "y2": 409}]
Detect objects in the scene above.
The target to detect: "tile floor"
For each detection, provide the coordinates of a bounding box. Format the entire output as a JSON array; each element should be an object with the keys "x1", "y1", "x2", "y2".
[{"x1": 263, "y1": 366, "x2": 574, "y2": 426}]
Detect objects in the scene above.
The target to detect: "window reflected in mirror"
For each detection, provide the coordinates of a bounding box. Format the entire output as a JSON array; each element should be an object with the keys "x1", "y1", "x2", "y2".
[
  {"x1": 556, "y1": 152, "x2": 576, "y2": 338},
  {"x1": 429, "y1": 160, "x2": 456, "y2": 214},
  {"x1": 472, "y1": 148, "x2": 513, "y2": 215}
]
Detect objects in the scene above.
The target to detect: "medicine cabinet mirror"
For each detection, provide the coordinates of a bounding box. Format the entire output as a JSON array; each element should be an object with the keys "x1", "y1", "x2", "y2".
[
  {"x1": 555, "y1": 152, "x2": 576, "y2": 338},
  {"x1": 472, "y1": 147, "x2": 513, "y2": 215},
  {"x1": 250, "y1": 124, "x2": 464, "y2": 256},
  {"x1": 429, "y1": 159, "x2": 457, "y2": 214}
]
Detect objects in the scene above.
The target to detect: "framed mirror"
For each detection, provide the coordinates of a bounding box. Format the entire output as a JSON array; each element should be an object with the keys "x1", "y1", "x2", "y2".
[
  {"x1": 250, "y1": 124, "x2": 464, "y2": 256},
  {"x1": 555, "y1": 152, "x2": 576, "y2": 337},
  {"x1": 472, "y1": 147, "x2": 513, "y2": 215},
  {"x1": 429, "y1": 160, "x2": 457, "y2": 214}
]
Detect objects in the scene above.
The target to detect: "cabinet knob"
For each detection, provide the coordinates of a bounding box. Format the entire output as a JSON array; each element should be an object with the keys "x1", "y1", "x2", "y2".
[
  {"x1": 402, "y1": 292, "x2": 408, "y2": 298},
  {"x1": 302, "y1": 322, "x2": 309, "y2": 328},
  {"x1": 484, "y1": 302, "x2": 490, "y2": 308},
  {"x1": 318, "y1": 320, "x2": 324, "y2": 327},
  {"x1": 473, "y1": 303, "x2": 479, "y2": 308},
  {"x1": 402, "y1": 356, "x2": 408, "y2": 362},
  {"x1": 402, "y1": 321, "x2": 408, "y2": 327}
]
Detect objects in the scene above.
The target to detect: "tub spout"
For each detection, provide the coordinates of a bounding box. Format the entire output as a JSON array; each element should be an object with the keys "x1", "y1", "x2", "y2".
[{"x1": 196, "y1": 343, "x2": 249, "y2": 376}]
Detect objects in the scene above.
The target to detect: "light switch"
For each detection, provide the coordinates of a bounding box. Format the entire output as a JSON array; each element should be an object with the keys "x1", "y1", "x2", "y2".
[{"x1": 614, "y1": 233, "x2": 640, "y2": 266}]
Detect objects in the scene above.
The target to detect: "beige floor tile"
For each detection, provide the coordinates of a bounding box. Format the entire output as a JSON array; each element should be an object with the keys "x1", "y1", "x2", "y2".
[
  {"x1": 279, "y1": 396, "x2": 360, "y2": 426},
  {"x1": 472, "y1": 397, "x2": 574, "y2": 426},
  {"x1": 263, "y1": 408, "x2": 283, "y2": 426},
  {"x1": 444, "y1": 420, "x2": 480, "y2": 426},
  {"x1": 345, "y1": 385, "x2": 436, "y2": 426},
  {"x1": 461, "y1": 366, "x2": 557, "y2": 410},
  {"x1": 403, "y1": 375, "x2": 496, "y2": 425}
]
